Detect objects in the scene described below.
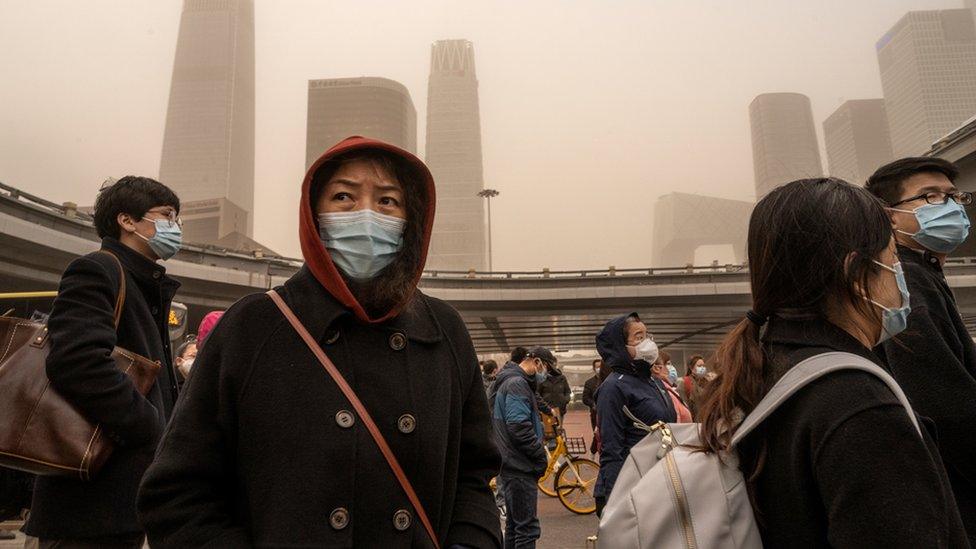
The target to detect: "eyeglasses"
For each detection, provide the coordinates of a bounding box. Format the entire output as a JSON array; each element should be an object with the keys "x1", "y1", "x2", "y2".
[
  {"x1": 890, "y1": 191, "x2": 973, "y2": 207},
  {"x1": 144, "y1": 208, "x2": 183, "y2": 229}
]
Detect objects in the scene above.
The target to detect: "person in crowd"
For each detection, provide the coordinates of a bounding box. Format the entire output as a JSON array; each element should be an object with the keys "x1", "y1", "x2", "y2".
[
  {"x1": 173, "y1": 337, "x2": 197, "y2": 388},
  {"x1": 195, "y1": 310, "x2": 223, "y2": 350},
  {"x1": 865, "y1": 157, "x2": 976, "y2": 542},
  {"x1": 582, "y1": 359, "x2": 602, "y2": 453},
  {"x1": 537, "y1": 360, "x2": 571, "y2": 418},
  {"x1": 23, "y1": 177, "x2": 182, "y2": 548},
  {"x1": 676, "y1": 354, "x2": 707, "y2": 416},
  {"x1": 651, "y1": 351, "x2": 692, "y2": 423},
  {"x1": 593, "y1": 313, "x2": 676, "y2": 516},
  {"x1": 697, "y1": 177, "x2": 967, "y2": 547},
  {"x1": 482, "y1": 359, "x2": 499, "y2": 392},
  {"x1": 138, "y1": 137, "x2": 501, "y2": 548},
  {"x1": 488, "y1": 347, "x2": 554, "y2": 549}
]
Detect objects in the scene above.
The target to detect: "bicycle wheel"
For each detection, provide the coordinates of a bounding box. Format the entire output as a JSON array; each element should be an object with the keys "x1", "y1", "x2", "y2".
[
  {"x1": 538, "y1": 463, "x2": 558, "y2": 497},
  {"x1": 556, "y1": 457, "x2": 599, "y2": 515}
]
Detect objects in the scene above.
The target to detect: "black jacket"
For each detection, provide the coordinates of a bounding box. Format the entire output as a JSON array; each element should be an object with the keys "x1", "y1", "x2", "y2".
[
  {"x1": 877, "y1": 245, "x2": 976, "y2": 542},
  {"x1": 488, "y1": 363, "x2": 547, "y2": 478},
  {"x1": 137, "y1": 268, "x2": 502, "y2": 548},
  {"x1": 738, "y1": 316, "x2": 968, "y2": 548},
  {"x1": 25, "y1": 238, "x2": 180, "y2": 539},
  {"x1": 537, "y1": 371, "x2": 571, "y2": 415},
  {"x1": 582, "y1": 374, "x2": 599, "y2": 410}
]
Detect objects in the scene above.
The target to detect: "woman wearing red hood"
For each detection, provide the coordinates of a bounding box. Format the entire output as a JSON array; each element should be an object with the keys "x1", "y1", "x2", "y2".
[{"x1": 137, "y1": 137, "x2": 502, "y2": 548}]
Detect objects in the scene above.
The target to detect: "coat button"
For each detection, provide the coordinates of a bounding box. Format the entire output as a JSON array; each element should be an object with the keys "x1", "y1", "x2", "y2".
[
  {"x1": 152, "y1": 271, "x2": 161, "y2": 279},
  {"x1": 397, "y1": 414, "x2": 416, "y2": 434},
  {"x1": 325, "y1": 329, "x2": 340, "y2": 345},
  {"x1": 389, "y1": 333, "x2": 407, "y2": 351},
  {"x1": 330, "y1": 507, "x2": 350, "y2": 530},
  {"x1": 393, "y1": 509, "x2": 411, "y2": 531},
  {"x1": 335, "y1": 410, "x2": 355, "y2": 428},
  {"x1": 151, "y1": 306, "x2": 159, "y2": 315}
]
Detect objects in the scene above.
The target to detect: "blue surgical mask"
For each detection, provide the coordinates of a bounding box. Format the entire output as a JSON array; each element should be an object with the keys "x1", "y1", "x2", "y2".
[
  {"x1": 694, "y1": 366, "x2": 707, "y2": 377},
  {"x1": 891, "y1": 201, "x2": 970, "y2": 253},
  {"x1": 666, "y1": 363, "x2": 678, "y2": 384},
  {"x1": 318, "y1": 210, "x2": 405, "y2": 280},
  {"x1": 137, "y1": 218, "x2": 182, "y2": 260},
  {"x1": 867, "y1": 260, "x2": 911, "y2": 345}
]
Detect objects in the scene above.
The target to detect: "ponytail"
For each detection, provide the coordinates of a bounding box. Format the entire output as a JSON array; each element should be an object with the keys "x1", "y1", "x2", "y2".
[{"x1": 697, "y1": 316, "x2": 767, "y2": 455}]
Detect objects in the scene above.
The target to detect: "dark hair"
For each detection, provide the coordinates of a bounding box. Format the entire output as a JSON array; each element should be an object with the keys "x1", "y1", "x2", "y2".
[
  {"x1": 622, "y1": 313, "x2": 642, "y2": 339},
  {"x1": 510, "y1": 346, "x2": 528, "y2": 363},
  {"x1": 94, "y1": 176, "x2": 180, "y2": 239},
  {"x1": 592, "y1": 358, "x2": 602, "y2": 369},
  {"x1": 175, "y1": 339, "x2": 196, "y2": 360},
  {"x1": 311, "y1": 150, "x2": 428, "y2": 317},
  {"x1": 482, "y1": 359, "x2": 498, "y2": 376},
  {"x1": 697, "y1": 178, "x2": 892, "y2": 459},
  {"x1": 686, "y1": 354, "x2": 705, "y2": 375},
  {"x1": 865, "y1": 157, "x2": 959, "y2": 205}
]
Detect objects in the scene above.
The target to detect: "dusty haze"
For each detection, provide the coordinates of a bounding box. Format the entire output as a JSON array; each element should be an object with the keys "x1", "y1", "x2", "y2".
[{"x1": 0, "y1": 0, "x2": 959, "y2": 269}]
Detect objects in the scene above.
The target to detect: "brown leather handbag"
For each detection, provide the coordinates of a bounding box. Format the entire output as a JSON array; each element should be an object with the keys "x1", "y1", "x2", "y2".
[{"x1": 0, "y1": 251, "x2": 161, "y2": 480}]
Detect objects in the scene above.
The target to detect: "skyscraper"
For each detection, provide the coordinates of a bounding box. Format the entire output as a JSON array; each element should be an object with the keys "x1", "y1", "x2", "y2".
[
  {"x1": 305, "y1": 77, "x2": 417, "y2": 168},
  {"x1": 159, "y1": 0, "x2": 257, "y2": 248},
  {"x1": 651, "y1": 193, "x2": 753, "y2": 267},
  {"x1": 749, "y1": 93, "x2": 824, "y2": 198},
  {"x1": 877, "y1": 10, "x2": 976, "y2": 157},
  {"x1": 424, "y1": 39, "x2": 487, "y2": 271},
  {"x1": 823, "y1": 99, "x2": 893, "y2": 185}
]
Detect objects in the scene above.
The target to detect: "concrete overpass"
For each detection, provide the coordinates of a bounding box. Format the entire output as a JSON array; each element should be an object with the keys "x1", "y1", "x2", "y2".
[{"x1": 4, "y1": 181, "x2": 976, "y2": 360}]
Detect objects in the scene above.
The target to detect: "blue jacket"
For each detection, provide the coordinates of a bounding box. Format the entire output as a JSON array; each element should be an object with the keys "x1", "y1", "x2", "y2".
[
  {"x1": 594, "y1": 314, "x2": 676, "y2": 499},
  {"x1": 488, "y1": 363, "x2": 547, "y2": 477}
]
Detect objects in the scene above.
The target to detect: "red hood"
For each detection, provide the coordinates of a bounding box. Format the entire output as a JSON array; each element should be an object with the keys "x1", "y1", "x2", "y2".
[{"x1": 299, "y1": 136, "x2": 436, "y2": 324}]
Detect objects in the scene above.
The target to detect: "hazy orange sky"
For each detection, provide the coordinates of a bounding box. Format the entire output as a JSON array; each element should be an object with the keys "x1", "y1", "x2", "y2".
[{"x1": 0, "y1": 0, "x2": 963, "y2": 269}]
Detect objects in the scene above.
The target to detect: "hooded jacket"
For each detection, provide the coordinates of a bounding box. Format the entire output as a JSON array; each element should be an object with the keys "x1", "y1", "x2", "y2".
[
  {"x1": 593, "y1": 314, "x2": 676, "y2": 500},
  {"x1": 138, "y1": 137, "x2": 502, "y2": 548},
  {"x1": 488, "y1": 363, "x2": 547, "y2": 477}
]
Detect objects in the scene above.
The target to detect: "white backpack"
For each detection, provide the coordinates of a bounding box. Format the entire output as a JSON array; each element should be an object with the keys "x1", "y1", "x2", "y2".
[{"x1": 597, "y1": 352, "x2": 921, "y2": 549}]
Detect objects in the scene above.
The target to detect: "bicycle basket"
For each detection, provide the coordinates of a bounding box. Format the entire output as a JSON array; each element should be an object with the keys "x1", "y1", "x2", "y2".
[{"x1": 566, "y1": 436, "x2": 588, "y2": 456}]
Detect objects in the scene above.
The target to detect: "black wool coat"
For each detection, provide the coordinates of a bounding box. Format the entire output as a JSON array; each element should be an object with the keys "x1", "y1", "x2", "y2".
[
  {"x1": 739, "y1": 317, "x2": 969, "y2": 548},
  {"x1": 25, "y1": 238, "x2": 180, "y2": 539},
  {"x1": 878, "y1": 245, "x2": 976, "y2": 544},
  {"x1": 138, "y1": 267, "x2": 502, "y2": 548}
]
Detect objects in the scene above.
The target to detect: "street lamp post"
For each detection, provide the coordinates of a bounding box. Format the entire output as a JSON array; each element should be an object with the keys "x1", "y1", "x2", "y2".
[{"x1": 477, "y1": 189, "x2": 500, "y2": 272}]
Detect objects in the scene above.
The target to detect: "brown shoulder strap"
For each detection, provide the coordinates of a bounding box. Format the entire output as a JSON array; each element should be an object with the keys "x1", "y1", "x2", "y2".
[
  {"x1": 95, "y1": 250, "x2": 125, "y2": 329},
  {"x1": 266, "y1": 290, "x2": 441, "y2": 549}
]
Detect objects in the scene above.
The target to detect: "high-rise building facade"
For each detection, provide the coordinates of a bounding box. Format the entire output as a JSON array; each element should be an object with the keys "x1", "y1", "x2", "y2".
[
  {"x1": 305, "y1": 77, "x2": 417, "y2": 168},
  {"x1": 823, "y1": 99, "x2": 894, "y2": 185},
  {"x1": 159, "y1": 0, "x2": 256, "y2": 246},
  {"x1": 749, "y1": 93, "x2": 824, "y2": 198},
  {"x1": 877, "y1": 10, "x2": 976, "y2": 157},
  {"x1": 424, "y1": 39, "x2": 487, "y2": 271}
]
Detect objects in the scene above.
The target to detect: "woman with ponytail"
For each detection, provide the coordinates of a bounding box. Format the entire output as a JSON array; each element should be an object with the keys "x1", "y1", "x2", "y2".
[{"x1": 696, "y1": 178, "x2": 967, "y2": 548}]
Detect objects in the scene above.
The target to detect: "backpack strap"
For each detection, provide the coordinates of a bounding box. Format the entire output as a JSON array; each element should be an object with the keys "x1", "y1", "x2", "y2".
[{"x1": 730, "y1": 351, "x2": 920, "y2": 447}]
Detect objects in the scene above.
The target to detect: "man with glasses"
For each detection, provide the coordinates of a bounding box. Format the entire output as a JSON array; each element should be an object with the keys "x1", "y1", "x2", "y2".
[
  {"x1": 488, "y1": 346, "x2": 555, "y2": 548},
  {"x1": 866, "y1": 157, "x2": 976, "y2": 544},
  {"x1": 23, "y1": 176, "x2": 182, "y2": 548}
]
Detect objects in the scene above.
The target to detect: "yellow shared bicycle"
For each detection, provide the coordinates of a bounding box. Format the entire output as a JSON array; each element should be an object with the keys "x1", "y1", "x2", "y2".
[{"x1": 537, "y1": 424, "x2": 599, "y2": 515}]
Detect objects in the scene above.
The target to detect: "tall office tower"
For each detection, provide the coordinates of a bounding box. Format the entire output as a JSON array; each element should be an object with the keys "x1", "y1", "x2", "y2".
[
  {"x1": 424, "y1": 39, "x2": 487, "y2": 271},
  {"x1": 159, "y1": 0, "x2": 259, "y2": 250},
  {"x1": 877, "y1": 10, "x2": 976, "y2": 158},
  {"x1": 749, "y1": 93, "x2": 824, "y2": 198},
  {"x1": 968, "y1": 0, "x2": 976, "y2": 27},
  {"x1": 305, "y1": 77, "x2": 417, "y2": 168},
  {"x1": 823, "y1": 99, "x2": 894, "y2": 185}
]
